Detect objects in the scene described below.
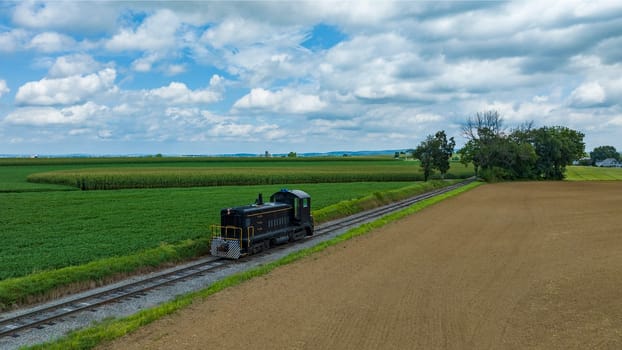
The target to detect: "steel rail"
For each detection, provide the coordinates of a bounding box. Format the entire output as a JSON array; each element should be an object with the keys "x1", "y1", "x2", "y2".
[
  {"x1": 0, "y1": 258, "x2": 225, "y2": 338},
  {"x1": 314, "y1": 177, "x2": 475, "y2": 235}
]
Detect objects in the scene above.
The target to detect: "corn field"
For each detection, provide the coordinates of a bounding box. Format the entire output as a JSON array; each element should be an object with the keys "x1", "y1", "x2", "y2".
[{"x1": 26, "y1": 162, "x2": 474, "y2": 190}]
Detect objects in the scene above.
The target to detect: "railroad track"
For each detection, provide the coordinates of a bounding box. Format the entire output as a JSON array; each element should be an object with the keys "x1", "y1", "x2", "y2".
[
  {"x1": 0, "y1": 177, "x2": 475, "y2": 339},
  {"x1": 0, "y1": 258, "x2": 226, "y2": 338},
  {"x1": 313, "y1": 178, "x2": 475, "y2": 236}
]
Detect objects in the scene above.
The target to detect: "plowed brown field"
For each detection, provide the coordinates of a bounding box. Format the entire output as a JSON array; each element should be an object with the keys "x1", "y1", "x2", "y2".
[{"x1": 101, "y1": 182, "x2": 622, "y2": 350}]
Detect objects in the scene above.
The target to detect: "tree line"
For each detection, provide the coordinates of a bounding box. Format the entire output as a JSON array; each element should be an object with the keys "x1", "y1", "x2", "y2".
[
  {"x1": 589, "y1": 145, "x2": 620, "y2": 164},
  {"x1": 413, "y1": 110, "x2": 586, "y2": 182}
]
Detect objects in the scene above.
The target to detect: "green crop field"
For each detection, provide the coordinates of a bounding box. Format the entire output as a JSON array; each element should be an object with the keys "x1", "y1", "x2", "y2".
[
  {"x1": 2, "y1": 181, "x2": 423, "y2": 280},
  {"x1": 24, "y1": 159, "x2": 474, "y2": 190},
  {"x1": 1, "y1": 157, "x2": 474, "y2": 192},
  {"x1": 0, "y1": 165, "x2": 79, "y2": 192},
  {"x1": 565, "y1": 166, "x2": 622, "y2": 181},
  {"x1": 0, "y1": 156, "x2": 471, "y2": 308}
]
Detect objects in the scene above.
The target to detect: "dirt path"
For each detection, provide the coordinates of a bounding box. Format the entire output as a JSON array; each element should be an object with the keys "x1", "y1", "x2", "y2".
[{"x1": 101, "y1": 182, "x2": 622, "y2": 350}]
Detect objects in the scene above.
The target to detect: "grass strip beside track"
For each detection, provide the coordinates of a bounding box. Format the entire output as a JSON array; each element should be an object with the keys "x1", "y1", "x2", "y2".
[
  {"x1": 25, "y1": 181, "x2": 483, "y2": 350},
  {"x1": 0, "y1": 181, "x2": 454, "y2": 310},
  {"x1": 312, "y1": 180, "x2": 454, "y2": 223},
  {"x1": 0, "y1": 240, "x2": 208, "y2": 311}
]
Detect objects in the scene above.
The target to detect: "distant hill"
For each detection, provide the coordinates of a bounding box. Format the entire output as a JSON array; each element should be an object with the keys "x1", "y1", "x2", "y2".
[
  {"x1": 2, "y1": 149, "x2": 405, "y2": 159},
  {"x1": 293, "y1": 150, "x2": 402, "y2": 157}
]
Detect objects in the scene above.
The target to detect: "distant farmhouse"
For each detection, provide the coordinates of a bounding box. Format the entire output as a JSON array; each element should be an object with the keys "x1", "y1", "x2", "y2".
[{"x1": 595, "y1": 158, "x2": 622, "y2": 167}]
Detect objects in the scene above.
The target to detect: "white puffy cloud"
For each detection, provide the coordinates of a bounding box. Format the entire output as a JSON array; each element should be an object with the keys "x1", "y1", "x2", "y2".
[
  {"x1": 12, "y1": 1, "x2": 118, "y2": 33},
  {"x1": 303, "y1": 106, "x2": 450, "y2": 150},
  {"x1": 106, "y1": 9, "x2": 181, "y2": 52},
  {"x1": 201, "y1": 17, "x2": 278, "y2": 49},
  {"x1": 27, "y1": 31, "x2": 76, "y2": 52},
  {"x1": 4, "y1": 102, "x2": 107, "y2": 126},
  {"x1": 308, "y1": 106, "x2": 446, "y2": 145},
  {"x1": 105, "y1": 9, "x2": 185, "y2": 72},
  {"x1": 221, "y1": 46, "x2": 313, "y2": 85},
  {"x1": 196, "y1": 17, "x2": 312, "y2": 85},
  {"x1": 48, "y1": 54, "x2": 101, "y2": 77},
  {"x1": 437, "y1": 58, "x2": 530, "y2": 93},
  {"x1": 15, "y1": 68, "x2": 116, "y2": 106},
  {"x1": 319, "y1": 31, "x2": 541, "y2": 105},
  {"x1": 161, "y1": 107, "x2": 286, "y2": 142},
  {"x1": 2, "y1": 1, "x2": 622, "y2": 154},
  {"x1": 309, "y1": 1, "x2": 401, "y2": 28},
  {"x1": 319, "y1": 33, "x2": 436, "y2": 101},
  {"x1": 467, "y1": 99, "x2": 558, "y2": 124},
  {"x1": 112, "y1": 103, "x2": 140, "y2": 116},
  {"x1": 233, "y1": 88, "x2": 326, "y2": 114},
  {"x1": 0, "y1": 29, "x2": 29, "y2": 52},
  {"x1": 68, "y1": 128, "x2": 91, "y2": 136},
  {"x1": 131, "y1": 53, "x2": 161, "y2": 72},
  {"x1": 209, "y1": 74, "x2": 224, "y2": 88},
  {"x1": 209, "y1": 122, "x2": 286, "y2": 141},
  {"x1": 165, "y1": 64, "x2": 186, "y2": 75},
  {"x1": 0, "y1": 80, "x2": 9, "y2": 97},
  {"x1": 607, "y1": 115, "x2": 622, "y2": 126},
  {"x1": 568, "y1": 81, "x2": 607, "y2": 107},
  {"x1": 147, "y1": 80, "x2": 221, "y2": 104}
]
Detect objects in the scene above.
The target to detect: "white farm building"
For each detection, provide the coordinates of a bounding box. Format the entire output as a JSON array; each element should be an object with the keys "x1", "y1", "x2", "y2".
[{"x1": 595, "y1": 158, "x2": 622, "y2": 167}]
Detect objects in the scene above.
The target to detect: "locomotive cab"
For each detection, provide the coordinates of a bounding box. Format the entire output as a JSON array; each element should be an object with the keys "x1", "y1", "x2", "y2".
[{"x1": 270, "y1": 189, "x2": 313, "y2": 231}]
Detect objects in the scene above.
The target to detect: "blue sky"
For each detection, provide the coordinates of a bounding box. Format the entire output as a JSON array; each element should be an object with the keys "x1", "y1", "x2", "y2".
[{"x1": 1, "y1": 1, "x2": 621, "y2": 155}]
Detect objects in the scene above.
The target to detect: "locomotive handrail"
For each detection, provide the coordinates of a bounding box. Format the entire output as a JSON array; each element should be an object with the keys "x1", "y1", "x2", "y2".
[
  {"x1": 246, "y1": 226, "x2": 255, "y2": 249},
  {"x1": 210, "y1": 225, "x2": 244, "y2": 250},
  {"x1": 210, "y1": 224, "x2": 256, "y2": 252}
]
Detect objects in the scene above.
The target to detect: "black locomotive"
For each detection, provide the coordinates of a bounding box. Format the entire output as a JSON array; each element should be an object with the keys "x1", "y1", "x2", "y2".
[{"x1": 210, "y1": 189, "x2": 314, "y2": 259}]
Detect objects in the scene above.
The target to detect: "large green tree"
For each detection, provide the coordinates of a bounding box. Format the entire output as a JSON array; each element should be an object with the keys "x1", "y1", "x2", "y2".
[
  {"x1": 433, "y1": 130, "x2": 456, "y2": 179},
  {"x1": 413, "y1": 130, "x2": 456, "y2": 181},
  {"x1": 412, "y1": 135, "x2": 438, "y2": 182},
  {"x1": 590, "y1": 145, "x2": 619, "y2": 162},
  {"x1": 459, "y1": 111, "x2": 584, "y2": 181},
  {"x1": 459, "y1": 110, "x2": 508, "y2": 179},
  {"x1": 531, "y1": 126, "x2": 585, "y2": 180}
]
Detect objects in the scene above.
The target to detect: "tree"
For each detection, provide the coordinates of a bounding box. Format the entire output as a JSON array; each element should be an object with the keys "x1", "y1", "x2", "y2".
[
  {"x1": 460, "y1": 110, "x2": 505, "y2": 175},
  {"x1": 412, "y1": 135, "x2": 438, "y2": 181},
  {"x1": 458, "y1": 139, "x2": 480, "y2": 176},
  {"x1": 531, "y1": 126, "x2": 585, "y2": 180},
  {"x1": 506, "y1": 123, "x2": 537, "y2": 179},
  {"x1": 590, "y1": 146, "x2": 619, "y2": 162},
  {"x1": 433, "y1": 131, "x2": 455, "y2": 179},
  {"x1": 459, "y1": 111, "x2": 584, "y2": 181},
  {"x1": 412, "y1": 130, "x2": 455, "y2": 181},
  {"x1": 462, "y1": 110, "x2": 504, "y2": 142}
]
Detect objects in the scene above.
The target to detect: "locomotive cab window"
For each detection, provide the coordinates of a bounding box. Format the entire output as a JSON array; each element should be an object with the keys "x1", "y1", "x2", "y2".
[{"x1": 293, "y1": 199, "x2": 300, "y2": 220}]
